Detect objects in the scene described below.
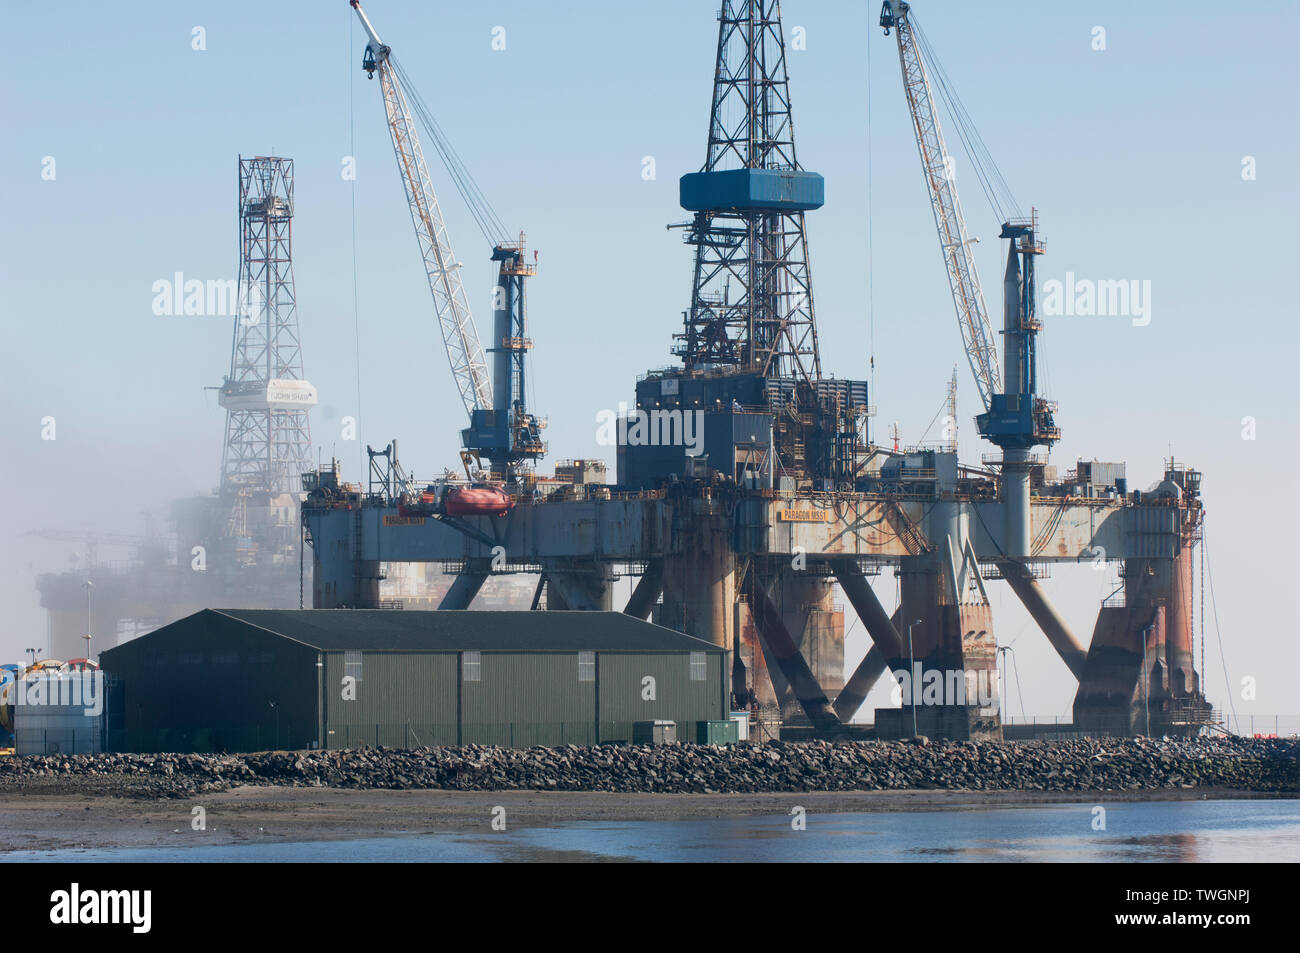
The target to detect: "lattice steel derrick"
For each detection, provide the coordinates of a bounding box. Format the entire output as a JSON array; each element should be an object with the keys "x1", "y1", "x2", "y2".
[
  {"x1": 676, "y1": 0, "x2": 822, "y2": 384},
  {"x1": 219, "y1": 156, "x2": 315, "y2": 499}
]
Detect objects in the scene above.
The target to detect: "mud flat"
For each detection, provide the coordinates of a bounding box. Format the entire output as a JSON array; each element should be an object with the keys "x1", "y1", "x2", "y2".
[{"x1": 3, "y1": 784, "x2": 1293, "y2": 854}]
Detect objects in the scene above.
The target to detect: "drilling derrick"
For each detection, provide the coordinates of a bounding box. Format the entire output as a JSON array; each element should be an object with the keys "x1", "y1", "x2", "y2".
[
  {"x1": 218, "y1": 156, "x2": 317, "y2": 557},
  {"x1": 675, "y1": 0, "x2": 821, "y2": 382},
  {"x1": 616, "y1": 0, "x2": 871, "y2": 728},
  {"x1": 625, "y1": 0, "x2": 871, "y2": 495}
]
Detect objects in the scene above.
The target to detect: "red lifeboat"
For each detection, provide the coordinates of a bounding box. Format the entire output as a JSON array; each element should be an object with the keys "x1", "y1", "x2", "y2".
[{"x1": 444, "y1": 484, "x2": 515, "y2": 517}]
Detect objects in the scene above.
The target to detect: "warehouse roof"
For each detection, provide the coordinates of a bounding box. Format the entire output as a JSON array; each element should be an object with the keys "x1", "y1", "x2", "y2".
[{"x1": 205, "y1": 609, "x2": 726, "y2": 654}]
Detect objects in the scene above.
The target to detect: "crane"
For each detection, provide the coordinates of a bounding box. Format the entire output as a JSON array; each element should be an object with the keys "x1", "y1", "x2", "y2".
[
  {"x1": 879, "y1": 0, "x2": 1000, "y2": 412},
  {"x1": 880, "y1": 0, "x2": 1059, "y2": 558},
  {"x1": 350, "y1": 1, "x2": 544, "y2": 479}
]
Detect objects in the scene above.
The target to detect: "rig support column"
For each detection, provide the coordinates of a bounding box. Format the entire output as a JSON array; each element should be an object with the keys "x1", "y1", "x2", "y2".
[
  {"x1": 1000, "y1": 561, "x2": 1087, "y2": 679},
  {"x1": 624, "y1": 560, "x2": 665, "y2": 620},
  {"x1": 882, "y1": 506, "x2": 1000, "y2": 740},
  {"x1": 747, "y1": 574, "x2": 839, "y2": 729},
  {"x1": 1074, "y1": 545, "x2": 1208, "y2": 737},
  {"x1": 659, "y1": 523, "x2": 735, "y2": 648},
  {"x1": 779, "y1": 573, "x2": 843, "y2": 710},
  {"x1": 832, "y1": 565, "x2": 904, "y2": 722},
  {"x1": 1001, "y1": 449, "x2": 1033, "y2": 559},
  {"x1": 545, "y1": 561, "x2": 615, "y2": 611},
  {"x1": 440, "y1": 562, "x2": 489, "y2": 609}
]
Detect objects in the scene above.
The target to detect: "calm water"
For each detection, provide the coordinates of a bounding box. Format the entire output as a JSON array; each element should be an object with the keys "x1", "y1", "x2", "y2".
[{"x1": 8, "y1": 799, "x2": 1299, "y2": 862}]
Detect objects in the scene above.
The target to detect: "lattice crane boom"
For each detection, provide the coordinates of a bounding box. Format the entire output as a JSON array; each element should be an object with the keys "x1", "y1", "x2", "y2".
[
  {"x1": 351, "y1": 0, "x2": 492, "y2": 420},
  {"x1": 881, "y1": 0, "x2": 1001, "y2": 412}
]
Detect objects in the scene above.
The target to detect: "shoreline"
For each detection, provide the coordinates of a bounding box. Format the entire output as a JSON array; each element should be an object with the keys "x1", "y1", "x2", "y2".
[{"x1": 2, "y1": 785, "x2": 1294, "y2": 854}]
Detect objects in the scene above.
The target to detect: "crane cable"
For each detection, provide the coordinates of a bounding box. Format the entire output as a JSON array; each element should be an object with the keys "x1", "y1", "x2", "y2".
[
  {"x1": 911, "y1": 13, "x2": 1064, "y2": 413},
  {"x1": 866, "y1": 5, "x2": 876, "y2": 447},
  {"x1": 391, "y1": 56, "x2": 509, "y2": 248},
  {"x1": 1202, "y1": 531, "x2": 1239, "y2": 732},
  {"x1": 349, "y1": 13, "x2": 365, "y2": 479},
  {"x1": 910, "y1": 14, "x2": 1022, "y2": 225}
]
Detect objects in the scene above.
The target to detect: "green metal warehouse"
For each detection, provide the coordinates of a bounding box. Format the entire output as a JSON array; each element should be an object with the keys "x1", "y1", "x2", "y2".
[{"x1": 99, "y1": 609, "x2": 729, "y2": 752}]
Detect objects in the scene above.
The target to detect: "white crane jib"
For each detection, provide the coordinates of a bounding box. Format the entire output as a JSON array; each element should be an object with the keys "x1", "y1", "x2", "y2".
[{"x1": 350, "y1": 0, "x2": 492, "y2": 419}]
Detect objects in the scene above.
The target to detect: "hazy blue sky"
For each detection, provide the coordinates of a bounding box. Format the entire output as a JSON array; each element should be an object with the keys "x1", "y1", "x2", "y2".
[{"x1": 2, "y1": 1, "x2": 1296, "y2": 725}]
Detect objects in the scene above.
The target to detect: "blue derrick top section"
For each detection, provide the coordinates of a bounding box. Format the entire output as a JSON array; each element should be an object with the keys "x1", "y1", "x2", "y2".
[{"x1": 680, "y1": 169, "x2": 824, "y2": 212}]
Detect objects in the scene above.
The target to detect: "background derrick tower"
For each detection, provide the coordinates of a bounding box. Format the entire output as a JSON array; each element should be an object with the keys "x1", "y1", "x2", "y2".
[{"x1": 217, "y1": 156, "x2": 317, "y2": 559}]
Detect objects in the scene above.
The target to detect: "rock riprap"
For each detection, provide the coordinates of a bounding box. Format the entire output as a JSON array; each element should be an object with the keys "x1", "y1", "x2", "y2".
[{"x1": 1, "y1": 737, "x2": 1295, "y2": 799}]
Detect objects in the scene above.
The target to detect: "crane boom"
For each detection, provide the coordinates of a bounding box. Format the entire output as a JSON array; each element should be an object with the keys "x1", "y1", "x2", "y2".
[
  {"x1": 350, "y1": 0, "x2": 492, "y2": 419},
  {"x1": 881, "y1": 0, "x2": 1001, "y2": 412}
]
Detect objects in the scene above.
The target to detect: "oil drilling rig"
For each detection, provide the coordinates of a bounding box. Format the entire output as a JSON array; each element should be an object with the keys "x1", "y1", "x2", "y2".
[
  {"x1": 303, "y1": 0, "x2": 1214, "y2": 740},
  {"x1": 212, "y1": 156, "x2": 317, "y2": 566}
]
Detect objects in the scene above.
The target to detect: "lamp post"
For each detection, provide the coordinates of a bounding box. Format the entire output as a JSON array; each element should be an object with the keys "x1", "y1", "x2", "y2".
[
  {"x1": 907, "y1": 619, "x2": 922, "y2": 737},
  {"x1": 997, "y1": 645, "x2": 1011, "y2": 724},
  {"x1": 83, "y1": 580, "x2": 94, "y2": 661}
]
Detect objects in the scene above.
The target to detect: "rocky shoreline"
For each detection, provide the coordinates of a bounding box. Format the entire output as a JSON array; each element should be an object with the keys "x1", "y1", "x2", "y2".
[{"x1": 2, "y1": 737, "x2": 1296, "y2": 800}]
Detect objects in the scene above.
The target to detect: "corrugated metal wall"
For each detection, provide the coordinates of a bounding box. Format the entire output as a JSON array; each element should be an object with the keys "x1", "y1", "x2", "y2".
[
  {"x1": 598, "y1": 652, "x2": 726, "y2": 743},
  {"x1": 323, "y1": 651, "x2": 458, "y2": 748},
  {"x1": 320, "y1": 649, "x2": 725, "y2": 748},
  {"x1": 461, "y1": 653, "x2": 597, "y2": 746}
]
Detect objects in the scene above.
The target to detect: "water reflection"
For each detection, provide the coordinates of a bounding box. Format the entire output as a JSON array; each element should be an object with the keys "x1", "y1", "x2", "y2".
[{"x1": 8, "y1": 799, "x2": 1299, "y2": 863}]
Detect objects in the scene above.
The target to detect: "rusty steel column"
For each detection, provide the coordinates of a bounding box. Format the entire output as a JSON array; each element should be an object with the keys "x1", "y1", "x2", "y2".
[
  {"x1": 779, "y1": 574, "x2": 843, "y2": 706},
  {"x1": 999, "y1": 561, "x2": 1087, "y2": 680},
  {"x1": 546, "y1": 562, "x2": 615, "y2": 611},
  {"x1": 660, "y1": 525, "x2": 734, "y2": 648},
  {"x1": 1073, "y1": 604, "x2": 1156, "y2": 736},
  {"x1": 623, "y1": 559, "x2": 665, "y2": 620},
  {"x1": 1075, "y1": 556, "x2": 1178, "y2": 736},
  {"x1": 354, "y1": 562, "x2": 383, "y2": 608},
  {"x1": 1165, "y1": 546, "x2": 1197, "y2": 698},
  {"x1": 889, "y1": 541, "x2": 1001, "y2": 740},
  {"x1": 1126, "y1": 557, "x2": 1169, "y2": 721},
  {"x1": 748, "y1": 576, "x2": 839, "y2": 727}
]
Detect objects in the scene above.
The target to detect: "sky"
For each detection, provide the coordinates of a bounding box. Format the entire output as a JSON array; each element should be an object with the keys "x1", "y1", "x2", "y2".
[{"x1": 1, "y1": 0, "x2": 1297, "y2": 727}]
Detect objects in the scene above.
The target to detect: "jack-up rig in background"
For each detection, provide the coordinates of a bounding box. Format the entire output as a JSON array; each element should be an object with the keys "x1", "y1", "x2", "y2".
[
  {"x1": 298, "y1": 0, "x2": 1213, "y2": 739},
  {"x1": 32, "y1": 150, "x2": 536, "y2": 661},
  {"x1": 33, "y1": 158, "x2": 316, "y2": 659},
  {"x1": 213, "y1": 156, "x2": 317, "y2": 569}
]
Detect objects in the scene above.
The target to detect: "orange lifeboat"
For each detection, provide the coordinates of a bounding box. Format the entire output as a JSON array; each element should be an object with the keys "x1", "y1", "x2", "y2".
[{"x1": 444, "y1": 484, "x2": 514, "y2": 517}]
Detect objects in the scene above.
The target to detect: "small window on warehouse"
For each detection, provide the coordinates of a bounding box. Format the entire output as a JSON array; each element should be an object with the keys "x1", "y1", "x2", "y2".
[
  {"x1": 344, "y1": 650, "x2": 363, "y2": 683},
  {"x1": 463, "y1": 651, "x2": 482, "y2": 683},
  {"x1": 689, "y1": 652, "x2": 707, "y2": 681},
  {"x1": 577, "y1": 652, "x2": 595, "y2": 682}
]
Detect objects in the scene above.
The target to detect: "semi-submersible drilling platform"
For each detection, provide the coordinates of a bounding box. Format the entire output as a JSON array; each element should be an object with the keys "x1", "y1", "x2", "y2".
[{"x1": 304, "y1": 1, "x2": 1213, "y2": 740}]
